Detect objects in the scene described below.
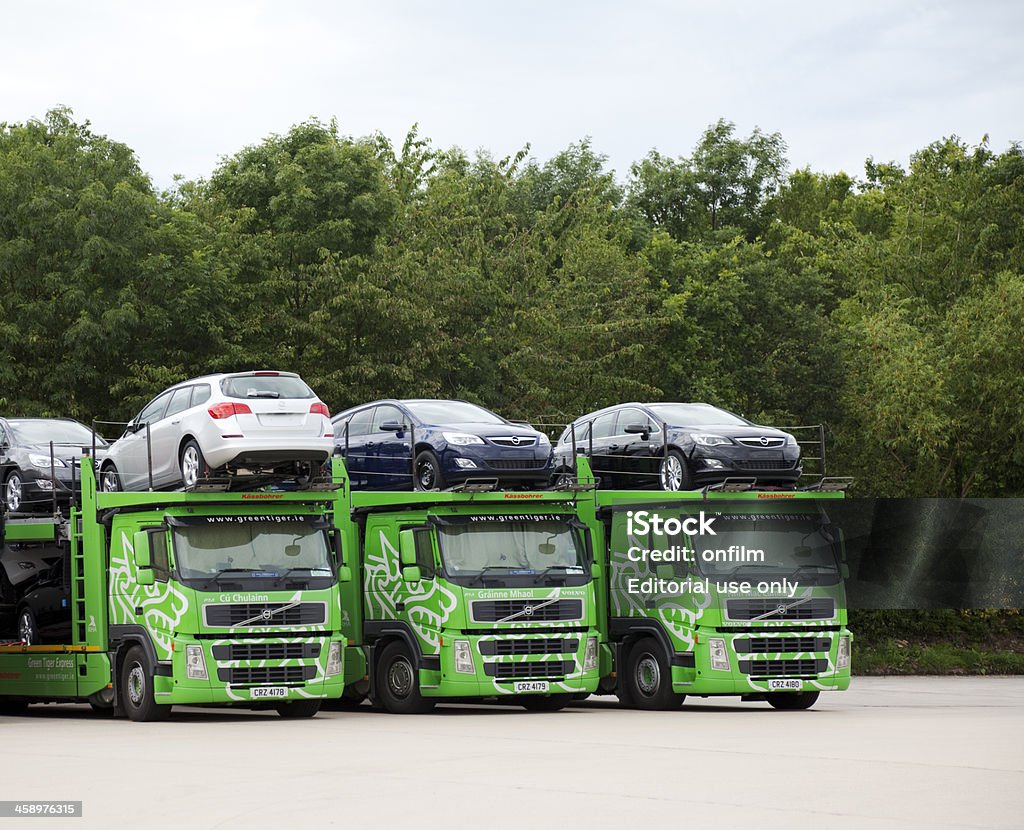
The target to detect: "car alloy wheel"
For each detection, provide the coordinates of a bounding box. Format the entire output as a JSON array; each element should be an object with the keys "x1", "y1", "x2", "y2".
[
  {"x1": 660, "y1": 454, "x2": 683, "y2": 491},
  {"x1": 18, "y1": 609, "x2": 37, "y2": 645},
  {"x1": 5, "y1": 473, "x2": 23, "y2": 512},
  {"x1": 101, "y1": 468, "x2": 120, "y2": 492},
  {"x1": 181, "y1": 445, "x2": 202, "y2": 488}
]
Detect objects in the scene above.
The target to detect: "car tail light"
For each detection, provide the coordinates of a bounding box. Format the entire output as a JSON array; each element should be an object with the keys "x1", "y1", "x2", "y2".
[
  {"x1": 310, "y1": 402, "x2": 330, "y2": 418},
  {"x1": 208, "y1": 402, "x2": 253, "y2": 419},
  {"x1": 254, "y1": 371, "x2": 279, "y2": 376}
]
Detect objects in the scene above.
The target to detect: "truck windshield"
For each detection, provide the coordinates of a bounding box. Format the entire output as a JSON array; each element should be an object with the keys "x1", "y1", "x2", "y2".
[
  {"x1": 437, "y1": 520, "x2": 586, "y2": 584},
  {"x1": 172, "y1": 521, "x2": 333, "y2": 586},
  {"x1": 692, "y1": 515, "x2": 840, "y2": 584}
]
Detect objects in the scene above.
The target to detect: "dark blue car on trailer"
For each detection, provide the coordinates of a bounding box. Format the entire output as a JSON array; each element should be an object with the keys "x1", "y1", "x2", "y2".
[{"x1": 331, "y1": 399, "x2": 553, "y2": 490}]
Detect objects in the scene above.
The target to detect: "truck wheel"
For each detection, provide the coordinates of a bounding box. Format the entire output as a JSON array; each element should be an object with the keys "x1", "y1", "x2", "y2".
[
  {"x1": 519, "y1": 694, "x2": 572, "y2": 712},
  {"x1": 5, "y1": 471, "x2": 24, "y2": 513},
  {"x1": 0, "y1": 700, "x2": 29, "y2": 715},
  {"x1": 767, "y1": 691, "x2": 820, "y2": 710},
  {"x1": 120, "y1": 646, "x2": 171, "y2": 722},
  {"x1": 276, "y1": 699, "x2": 322, "y2": 718},
  {"x1": 622, "y1": 637, "x2": 685, "y2": 710},
  {"x1": 659, "y1": 450, "x2": 693, "y2": 491},
  {"x1": 100, "y1": 465, "x2": 121, "y2": 492},
  {"x1": 414, "y1": 450, "x2": 445, "y2": 492},
  {"x1": 180, "y1": 440, "x2": 208, "y2": 488},
  {"x1": 17, "y1": 607, "x2": 38, "y2": 646},
  {"x1": 377, "y1": 642, "x2": 435, "y2": 714}
]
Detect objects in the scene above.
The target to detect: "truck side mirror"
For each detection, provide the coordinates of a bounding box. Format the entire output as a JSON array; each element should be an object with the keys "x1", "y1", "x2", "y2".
[
  {"x1": 137, "y1": 569, "x2": 155, "y2": 586},
  {"x1": 336, "y1": 565, "x2": 353, "y2": 583},
  {"x1": 133, "y1": 530, "x2": 152, "y2": 568},
  {"x1": 656, "y1": 564, "x2": 675, "y2": 580},
  {"x1": 841, "y1": 563, "x2": 850, "y2": 579},
  {"x1": 402, "y1": 565, "x2": 422, "y2": 583},
  {"x1": 398, "y1": 529, "x2": 417, "y2": 566},
  {"x1": 590, "y1": 562, "x2": 602, "y2": 579}
]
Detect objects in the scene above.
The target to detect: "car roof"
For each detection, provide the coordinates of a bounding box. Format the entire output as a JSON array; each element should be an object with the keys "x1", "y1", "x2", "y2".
[
  {"x1": 332, "y1": 399, "x2": 490, "y2": 421},
  {"x1": 570, "y1": 402, "x2": 723, "y2": 423}
]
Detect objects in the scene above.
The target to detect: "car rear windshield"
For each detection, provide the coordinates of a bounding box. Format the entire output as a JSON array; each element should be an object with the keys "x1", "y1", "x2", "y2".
[
  {"x1": 646, "y1": 404, "x2": 748, "y2": 427},
  {"x1": 221, "y1": 375, "x2": 315, "y2": 400},
  {"x1": 8, "y1": 420, "x2": 105, "y2": 446},
  {"x1": 404, "y1": 401, "x2": 504, "y2": 425}
]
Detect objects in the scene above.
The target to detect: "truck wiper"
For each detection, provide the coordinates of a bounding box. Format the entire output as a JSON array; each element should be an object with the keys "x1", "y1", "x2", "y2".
[
  {"x1": 537, "y1": 564, "x2": 580, "y2": 583},
  {"x1": 274, "y1": 567, "x2": 328, "y2": 586},
  {"x1": 788, "y1": 564, "x2": 837, "y2": 583},
  {"x1": 471, "y1": 565, "x2": 515, "y2": 585}
]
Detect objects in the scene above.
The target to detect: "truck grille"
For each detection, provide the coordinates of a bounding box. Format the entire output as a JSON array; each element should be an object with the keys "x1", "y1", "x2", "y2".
[
  {"x1": 217, "y1": 665, "x2": 317, "y2": 685},
  {"x1": 485, "y1": 459, "x2": 547, "y2": 470},
  {"x1": 726, "y1": 598, "x2": 835, "y2": 621},
  {"x1": 739, "y1": 659, "x2": 827, "y2": 678},
  {"x1": 734, "y1": 637, "x2": 830, "y2": 654},
  {"x1": 211, "y1": 642, "x2": 321, "y2": 661},
  {"x1": 478, "y1": 638, "x2": 579, "y2": 656},
  {"x1": 471, "y1": 599, "x2": 583, "y2": 623},
  {"x1": 484, "y1": 660, "x2": 574, "y2": 680},
  {"x1": 203, "y1": 602, "x2": 327, "y2": 627}
]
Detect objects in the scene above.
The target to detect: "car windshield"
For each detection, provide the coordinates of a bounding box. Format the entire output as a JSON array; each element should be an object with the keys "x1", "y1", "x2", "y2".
[
  {"x1": 647, "y1": 404, "x2": 748, "y2": 426},
  {"x1": 221, "y1": 375, "x2": 315, "y2": 399},
  {"x1": 8, "y1": 420, "x2": 105, "y2": 447},
  {"x1": 690, "y1": 515, "x2": 840, "y2": 580},
  {"x1": 404, "y1": 401, "x2": 504, "y2": 425},
  {"x1": 172, "y1": 521, "x2": 332, "y2": 580},
  {"x1": 437, "y1": 520, "x2": 585, "y2": 576}
]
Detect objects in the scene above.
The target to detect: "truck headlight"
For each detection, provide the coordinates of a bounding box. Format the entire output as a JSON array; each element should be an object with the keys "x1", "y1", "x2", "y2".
[
  {"x1": 837, "y1": 636, "x2": 851, "y2": 670},
  {"x1": 583, "y1": 637, "x2": 598, "y2": 671},
  {"x1": 185, "y1": 645, "x2": 208, "y2": 680},
  {"x1": 708, "y1": 638, "x2": 730, "y2": 672},
  {"x1": 454, "y1": 640, "x2": 474, "y2": 674},
  {"x1": 326, "y1": 641, "x2": 343, "y2": 676}
]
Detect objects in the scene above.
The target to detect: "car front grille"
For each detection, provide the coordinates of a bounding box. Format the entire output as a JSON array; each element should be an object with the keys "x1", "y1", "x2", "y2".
[
  {"x1": 211, "y1": 642, "x2": 321, "y2": 661},
  {"x1": 471, "y1": 599, "x2": 583, "y2": 623},
  {"x1": 735, "y1": 437, "x2": 787, "y2": 448},
  {"x1": 484, "y1": 660, "x2": 574, "y2": 680},
  {"x1": 489, "y1": 437, "x2": 538, "y2": 447},
  {"x1": 217, "y1": 665, "x2": 316, "y2": 685},
  {"x1": 734, "y1": 637, "x2": 830, "y2": 654},
  {"x1": 737, "y1": 459, "x2": 798, "y2": 471},
  {"x1": 203, "y1": 602, "x2": 327, "y2": 627},
  {"x1": 478, "y1": 638, "x2": 579, "y2": 656},
  {"x1": 485, "y1": 459, "x2": 548, "y2": 470},
  {"x1": 726, "y1": 598, "x2": 835, "y2": 621},
  {"x1": 739, "y1": 659, "x2": 827, "y2": 678}
]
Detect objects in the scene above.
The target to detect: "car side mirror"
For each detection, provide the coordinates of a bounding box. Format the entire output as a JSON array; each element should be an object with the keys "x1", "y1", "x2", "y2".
[
  {"x1": 624, "y1": 423, "x2": 650, "y2": 440},
  {"x1": 399, "y1": 529, "x2": 417, "y2": 566},
  {"x1": 381, "y1": 421, "x2": 405, "y2": 437}
]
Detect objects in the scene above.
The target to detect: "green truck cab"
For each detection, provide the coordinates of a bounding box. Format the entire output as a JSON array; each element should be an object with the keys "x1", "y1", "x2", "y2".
[
  {"x1": 334, "y1": 461, "x2": 601, "y2": 713},
  {"x1": 573, "y1": 459, "x2": 852, "y2": 710},
  {"x1": 0, "y1": 458, "x2": 346, "y2": 720}
]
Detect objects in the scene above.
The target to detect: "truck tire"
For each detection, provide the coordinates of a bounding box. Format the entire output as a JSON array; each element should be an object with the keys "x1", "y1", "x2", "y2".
[
  {"x1": 376, "y1": 641, "x2": 435, "y2": 714},
  {"x1": 659, "y1": 450, "x2": 693, "y2": 491},
  {"x1": 0, "y1": 700, "x2": 29, "y2": 715},
  {"x1": 767, "y1": 691, "x2": 820, "y2": 710},
  {"x1": 621, "y1": 637, "x2": 685, "y2": 710},
  {"x1": 519, "y1": 694, "x2": 572, "y2": 712},
  {"x1": 120, "y1": 646, "x2": 171, "y2": 722},
  {"x1": 413, "y1": 450, "x2": 445, "y2": 492},
  {"x1": 275, "y1": 699, "x2": 322, "y2": 718}
]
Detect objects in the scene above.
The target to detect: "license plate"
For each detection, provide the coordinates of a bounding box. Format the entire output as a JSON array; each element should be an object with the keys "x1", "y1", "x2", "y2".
[
  {"x1": 768, "y1": 679, "x2": 803, "y2": 691},
  {"x1": 250, "y1": 686, "x2": 288, "y2": 698},
  {"x1": 513, "y1": 681, "x2": 549, "y2": 693}
]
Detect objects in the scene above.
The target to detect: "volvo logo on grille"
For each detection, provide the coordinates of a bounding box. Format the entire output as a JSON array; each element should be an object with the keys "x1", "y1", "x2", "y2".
[
  {"x1": 760, "y1": 436, "x2": 770, "y2": 446},
  {"x1": 511, "y1": 436, "x2": 521, "y2": 445},
  {"x1": 522, "y1": 605, "x2": 534, "y2": 616},
  {"x1": 260, "y1": 608, "x2": 274, "y2": 621},
  {"x1": 776, "y1": 604, "x2": 787, "y2": 615}
]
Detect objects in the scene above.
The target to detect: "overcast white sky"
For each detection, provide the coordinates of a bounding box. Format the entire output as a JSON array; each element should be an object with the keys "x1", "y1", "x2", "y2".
[{"x1": 1, "y1": 1, "x2": 1022, "y2": 189}]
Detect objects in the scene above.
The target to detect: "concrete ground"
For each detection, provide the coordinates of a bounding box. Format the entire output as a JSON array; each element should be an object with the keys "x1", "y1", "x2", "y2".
[{"x1": 1, "y1": 677, "x2": 1021, "y2": 829}]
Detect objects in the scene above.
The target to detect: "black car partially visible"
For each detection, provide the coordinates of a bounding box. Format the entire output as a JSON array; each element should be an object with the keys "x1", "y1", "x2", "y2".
[
  {"x1": 554, "y1": 402, "x2": 802, "y2": 490},
  {"x1": 0, "y1": 418, "x2": 106, "y2": 514}
]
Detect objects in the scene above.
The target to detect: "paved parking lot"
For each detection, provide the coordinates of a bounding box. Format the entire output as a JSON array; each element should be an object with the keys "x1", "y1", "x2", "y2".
[{"x1": 2, "y1": 677, "x2": 1021, "y2": 829}]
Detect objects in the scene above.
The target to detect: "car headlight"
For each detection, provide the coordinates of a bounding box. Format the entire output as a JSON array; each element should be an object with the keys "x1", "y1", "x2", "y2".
[
  {"x1": 443, "y1": 432, "x2": 485, "y2": 446},
  {"x1": 326, "y1": 641, "x2": 343, "y2": 676},
  {"x1": 454, "y1": 640, "x2": 475, "y2": 673},
  {"x1": 28, "y1": 453, "x2": 67, "y2": 468},
  {"x1": 837, "y1": 636, "x2": 851, "y2": 670},
  {"x1": 708, "y1": 637, "x2": 731, "y2": 671},
  {"x1": 583, "y1": 637, "x2": 598, "y2": 671},
  {"x1": 691, "y1": 434, "x2": 732, "y2": 447},
  {"x1": 185, "y1": 645, "x2": 208, "y2": 680},
  {"x1": 784, "y1": 434, "x2": 798, "y2": 447}
]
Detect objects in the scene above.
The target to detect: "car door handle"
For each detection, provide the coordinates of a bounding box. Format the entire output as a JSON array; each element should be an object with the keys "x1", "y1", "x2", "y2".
[
  {"x1": 609, "y1": 444, "x2": 621, "y2": 452},
  {"x1": 366, "y1": 442, "x2": 377, "y2": 449},
  {"x1": 171, "y1": 420, "x2": 181, "y2": 425}
]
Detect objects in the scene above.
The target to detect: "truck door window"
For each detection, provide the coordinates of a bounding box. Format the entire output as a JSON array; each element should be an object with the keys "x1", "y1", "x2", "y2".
[
  {"x1": 413, "y1": 528, "x2": 436, "y2": 579},
  {"x1": 149, "y1": 529, "x2": 170, "y2": 582}
]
